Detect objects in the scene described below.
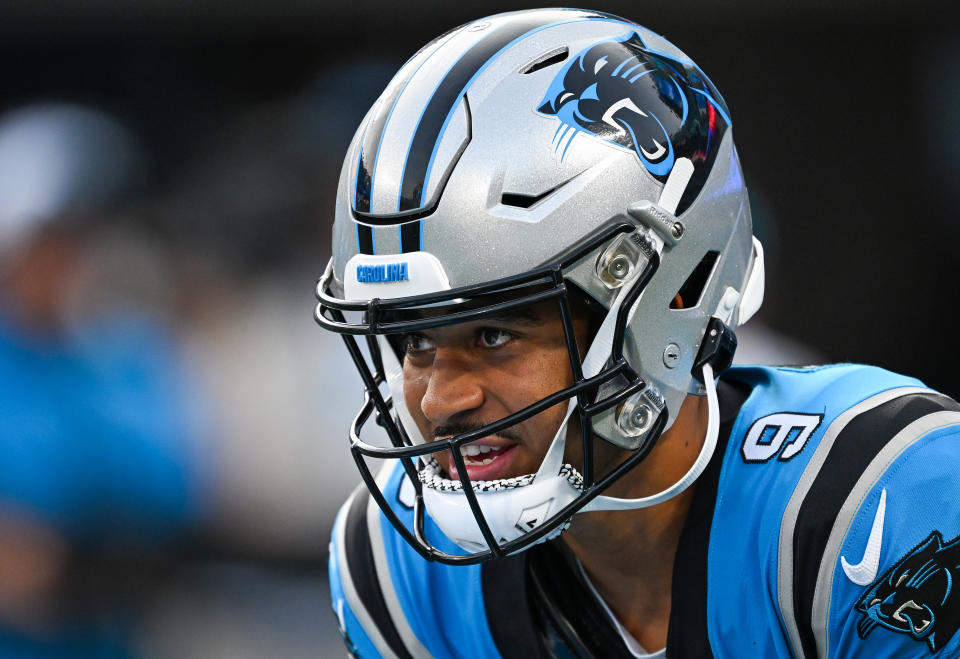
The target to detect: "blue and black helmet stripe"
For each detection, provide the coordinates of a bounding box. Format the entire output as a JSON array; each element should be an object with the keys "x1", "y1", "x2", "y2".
[
  {"x1": 399, "y1": 221, "x2": 421, "y2": 253},
  {"x1": 353, "y1": 9, "x2": 612, "y2": 254},
  {"x1": 356, "y1": 224, "x2": 374, "y2": 255},
  {"x1": 353, "y1": 31, "x2": 460, "y2": 215},
  {"x1": 396, "y1": 10, "x2": 605, "y2": 213}
]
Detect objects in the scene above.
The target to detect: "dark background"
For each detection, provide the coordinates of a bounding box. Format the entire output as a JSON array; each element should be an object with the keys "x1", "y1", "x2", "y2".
[
  {"x1": 3, "y1": 0, "x2": 958, "y2": 392},
  {"x1": 5, "y1": 0, "x2": 956, "y2": 395}
]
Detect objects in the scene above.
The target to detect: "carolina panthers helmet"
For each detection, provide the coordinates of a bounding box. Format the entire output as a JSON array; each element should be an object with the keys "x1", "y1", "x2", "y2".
[{"x1": 315, "y1": 8, "x2": 764, "y2": 564}]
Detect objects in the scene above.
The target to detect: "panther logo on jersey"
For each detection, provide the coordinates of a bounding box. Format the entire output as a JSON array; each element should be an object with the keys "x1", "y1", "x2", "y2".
[
  {"x1": 854, "y1": 530, "x2": 960, "y2": 652},
  {"x1": 537, "y1": 31, "x2": 729, "y2": 210}
]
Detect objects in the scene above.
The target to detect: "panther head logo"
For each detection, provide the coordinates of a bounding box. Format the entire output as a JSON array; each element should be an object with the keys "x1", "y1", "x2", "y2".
[
  {"x1": 855, "y1": 530, "x2": 960, "y2": 652},
  {"x1": 537, "y1": 32, "x2": 730, "y2": 215}
]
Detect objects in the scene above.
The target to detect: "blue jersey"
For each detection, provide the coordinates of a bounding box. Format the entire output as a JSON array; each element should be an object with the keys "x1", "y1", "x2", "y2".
[{"x1": 329, "y1": 365, "x2": 960, "y2": 658}]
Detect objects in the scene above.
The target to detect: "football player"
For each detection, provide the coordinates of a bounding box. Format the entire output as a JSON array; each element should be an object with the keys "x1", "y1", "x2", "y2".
[{"x1": 316, "y1": 9, "x2": 960, "y2": 657}]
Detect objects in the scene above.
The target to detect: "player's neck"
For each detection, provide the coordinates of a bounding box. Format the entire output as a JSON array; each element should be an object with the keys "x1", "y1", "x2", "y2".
[{"x1": 561, "y1": 394, "x2": 708, "y2": 651}]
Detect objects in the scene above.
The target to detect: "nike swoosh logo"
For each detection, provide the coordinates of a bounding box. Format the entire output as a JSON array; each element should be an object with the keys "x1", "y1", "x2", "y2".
[{"x1": 841, "y1": 488, "x2": 887, "y2": 586}]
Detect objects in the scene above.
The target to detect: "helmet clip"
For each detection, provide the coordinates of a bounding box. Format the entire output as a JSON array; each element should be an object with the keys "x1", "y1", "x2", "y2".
[
  {"x1": 616, "y1": 385, "x2": 666, "y2": 439},
  {"x1": 692, "y1": 317, "x2": 737, "y2": 383},
  {"x1": 627, "y1": 200, "x2": 683, "y2": 247},
  {"x1": 595, "y1": 232, "x2": 651, "y2": 289}
]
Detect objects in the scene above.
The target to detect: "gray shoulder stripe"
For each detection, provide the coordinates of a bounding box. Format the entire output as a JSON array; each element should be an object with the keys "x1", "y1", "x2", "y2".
[
  {"x1": 368, "y1": 464, "x2": 432, "y2": 658},
  {"x1": 812, "y1": 409, "x2": 960, "y2": 657},
  {"x1": 336, "y1": 486, "x2": 401, "y2": 659},
  {"x1": 777, "y1": 386, "x2": 934, "y2": 659}
]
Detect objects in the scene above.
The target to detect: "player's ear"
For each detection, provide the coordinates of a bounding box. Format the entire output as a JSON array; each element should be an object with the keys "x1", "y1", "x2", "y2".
[{"x1": 670, "y1": 293, "x2": 685, "y2": 310}]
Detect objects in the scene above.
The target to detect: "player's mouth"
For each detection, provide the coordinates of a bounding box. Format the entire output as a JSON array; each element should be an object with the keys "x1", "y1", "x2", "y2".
[{"x1": 446, "y1": 441, "x2": 519, "y2": 482}]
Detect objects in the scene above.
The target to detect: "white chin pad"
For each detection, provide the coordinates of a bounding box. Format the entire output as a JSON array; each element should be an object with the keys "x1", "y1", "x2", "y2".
[{"x1": 421, "y1": 465, "x2": 583, "y2": 553}]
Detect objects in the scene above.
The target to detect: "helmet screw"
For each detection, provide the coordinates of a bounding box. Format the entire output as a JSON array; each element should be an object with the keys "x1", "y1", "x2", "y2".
[
  {"x1": 671, "y1": 222, "x2": 684, "y2": 239},
  {"x1": 631, "y1": 406, "x2": 650, "y2": 430},
  {"x1": 663, "y1": 343, "x2": 681, "y2": 368},
  {"x1": 608, "y1": 254, "x2": 632, "y2": 280}
]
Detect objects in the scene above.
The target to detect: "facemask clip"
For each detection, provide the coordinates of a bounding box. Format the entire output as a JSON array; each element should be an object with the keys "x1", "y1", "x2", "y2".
[
  {"x1": 616, "y1": 385, "x2": 666, "y2": 438},
  {"x1": 595, "y1": 231, "x2": 653, "y2": 290}
]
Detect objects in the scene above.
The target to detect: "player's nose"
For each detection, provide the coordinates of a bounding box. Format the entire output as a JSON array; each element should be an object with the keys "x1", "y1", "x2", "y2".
[{"x1": 419, "y1": 348, "x2": 485, "y2": 426}]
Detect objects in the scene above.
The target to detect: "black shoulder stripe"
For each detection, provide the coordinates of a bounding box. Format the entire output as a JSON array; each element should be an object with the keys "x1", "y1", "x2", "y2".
[
  {"x1": 482, "y1": 553, "x2": 544, "y2": 659},
  {"x1": 792, "y1": 392, "x2": 960, "y2": 658},
  {"x1": 343, "y1": 486, "x2": 415, "y2": 659}
]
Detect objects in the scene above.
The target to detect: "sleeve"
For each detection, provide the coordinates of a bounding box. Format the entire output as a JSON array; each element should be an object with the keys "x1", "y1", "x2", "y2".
[
  {"x1": 329, "y1": 517, "x2": 379, "y2": 658},
  {"x1": 782, "y1": 390, "x2": 960, "y2": 658},
  {"x1": 327, "y1": 485, "x2": 417, "y2": 659}
]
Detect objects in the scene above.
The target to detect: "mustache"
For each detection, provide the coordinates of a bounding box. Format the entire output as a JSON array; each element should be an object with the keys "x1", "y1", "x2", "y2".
[{"x1": 431, "y1": 421, "x2": 523, "y2": 444}]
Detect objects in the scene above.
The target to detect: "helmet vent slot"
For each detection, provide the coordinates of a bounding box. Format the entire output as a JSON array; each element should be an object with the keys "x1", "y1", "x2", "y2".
[
  {"x1": 673, "y1": 251, "x2": 720, "y2": 309},
  {"x1": 519, "y1": 47, "x2": 569, "y2": 74},
  {"x1": 501, "y1": 191, "x2": 548, "y2": 209}
]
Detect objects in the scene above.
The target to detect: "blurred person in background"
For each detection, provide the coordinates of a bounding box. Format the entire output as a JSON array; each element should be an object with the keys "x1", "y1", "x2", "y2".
[{"x1": 0, "y1": 103, "x2": 211, "y2": 657}]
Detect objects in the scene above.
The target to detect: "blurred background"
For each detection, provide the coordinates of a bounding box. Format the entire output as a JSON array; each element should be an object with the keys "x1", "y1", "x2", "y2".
[{"x1": 0, "y1": 0, "x2": 956, "y2": 656}]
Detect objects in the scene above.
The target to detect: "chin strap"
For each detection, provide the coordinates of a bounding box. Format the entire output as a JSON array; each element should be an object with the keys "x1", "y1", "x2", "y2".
[{"x1": 579, "y1": 362, "x2": 720, "y2": 512}]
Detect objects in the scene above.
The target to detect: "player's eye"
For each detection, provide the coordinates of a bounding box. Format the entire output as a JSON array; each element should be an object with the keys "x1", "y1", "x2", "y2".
[
  {"x1": 402, "y1": 332, "x2": 436, "y2": 353},
  {"x1": 477, "y1": 328, "x2": 514, "y2": 348}
]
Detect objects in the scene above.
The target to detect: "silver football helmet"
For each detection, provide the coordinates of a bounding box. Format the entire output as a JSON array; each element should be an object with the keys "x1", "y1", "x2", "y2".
[{"x1": 315, "y1": 8, "x2": 764, "y2": 564}]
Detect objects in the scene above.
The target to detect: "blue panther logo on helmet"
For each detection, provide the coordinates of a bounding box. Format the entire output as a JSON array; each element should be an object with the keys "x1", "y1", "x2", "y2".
[{"x1": 538, "y1": 31, "x2": 731, "y2": 214}]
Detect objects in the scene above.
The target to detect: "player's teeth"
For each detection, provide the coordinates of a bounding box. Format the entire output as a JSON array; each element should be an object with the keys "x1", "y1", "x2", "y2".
[
  {"x1": 459, "y1": 445, "x2": 498, "y2": 457},
  {"x1": 459, "y1": 444, "x2": 508, "y2": 464}
]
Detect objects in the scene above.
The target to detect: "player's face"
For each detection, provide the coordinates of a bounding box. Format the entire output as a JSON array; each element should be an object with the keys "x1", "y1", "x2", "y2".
[{"x1": 400, "y1": 300, "x2": 591, "y2": 482}]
